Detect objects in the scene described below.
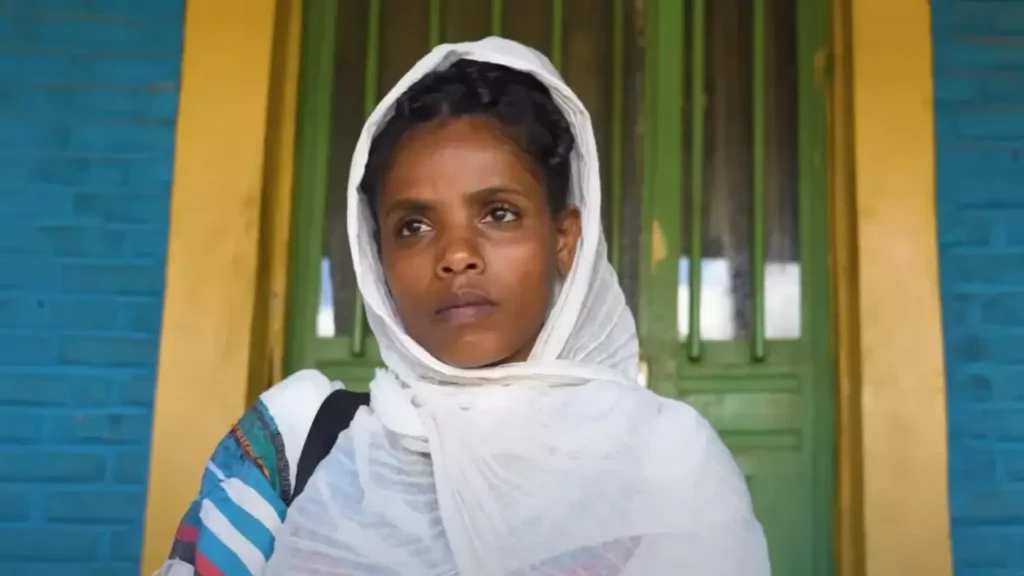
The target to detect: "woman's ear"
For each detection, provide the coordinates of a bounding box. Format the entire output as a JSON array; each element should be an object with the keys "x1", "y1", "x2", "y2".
[{"x1": 553, "y1": 206, "x2": 582, "y2": 276}]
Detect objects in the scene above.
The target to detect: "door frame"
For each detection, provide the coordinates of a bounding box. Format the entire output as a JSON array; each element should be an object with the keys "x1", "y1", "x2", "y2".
[
  {"x1": 141, "y1": 1, "x2": 952, "y2": 574},
  {"x1": 831, "y1": 0, "x2": 952, "y2": 574}
]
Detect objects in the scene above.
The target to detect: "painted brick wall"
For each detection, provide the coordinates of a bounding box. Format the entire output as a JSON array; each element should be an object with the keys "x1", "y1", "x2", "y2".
[
  {"x1": 932, "y1": 1, "x2": 1024, "y2": 574},
  {"x1": 0, "y1": 1, "x2": 183, "y2": 573}
]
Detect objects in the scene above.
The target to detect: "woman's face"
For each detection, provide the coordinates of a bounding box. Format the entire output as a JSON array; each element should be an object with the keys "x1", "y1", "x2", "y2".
[{"x1": 376, "y1": 116, "x2": 580, "y2": 368}]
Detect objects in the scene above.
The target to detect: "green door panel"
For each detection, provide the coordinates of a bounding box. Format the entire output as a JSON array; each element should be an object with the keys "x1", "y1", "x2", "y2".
[
  {"x1": 641, "y1": 1, "x2": 833, "y2": 576},
  {"x1": 287, "y1": 1, "x2": 834, "y2": 574}
]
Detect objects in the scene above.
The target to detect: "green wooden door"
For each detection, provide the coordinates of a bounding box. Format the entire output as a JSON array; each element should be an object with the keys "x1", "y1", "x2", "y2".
[
  {"x1": 640, "y1": 1, "x2": 834, "y2": 575},
  {"x1": 287, "y1": 1, "x2": 834, "y2": 574}
]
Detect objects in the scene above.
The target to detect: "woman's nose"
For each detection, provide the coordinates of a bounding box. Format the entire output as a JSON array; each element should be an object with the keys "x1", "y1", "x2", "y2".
[{"x1": 436, "y1": 238, "x2": 485, "y2": 277}]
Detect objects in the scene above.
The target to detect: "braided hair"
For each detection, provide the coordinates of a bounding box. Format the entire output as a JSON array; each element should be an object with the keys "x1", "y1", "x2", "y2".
[{"x1": 360, "y1": 59, "x2": 576, "y2": 222}]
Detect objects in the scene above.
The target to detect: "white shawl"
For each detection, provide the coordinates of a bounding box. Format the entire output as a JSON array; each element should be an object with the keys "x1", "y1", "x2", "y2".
[{"x1": 267, "y1": 37, "x2": 769, "y2": 576}]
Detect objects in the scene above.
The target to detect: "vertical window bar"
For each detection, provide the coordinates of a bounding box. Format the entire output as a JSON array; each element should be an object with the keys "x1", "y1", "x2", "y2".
[
  {"x1": 491, "y1": 0, "x2": 503, "y2": 36},
  {"x1": 289, "y1": 0, "x2": 338, "y2": 372},
  {"x1": 429, "y1": 0, "x2": 443, "y2": 47},
  {"x1": 550, "y1": 0, "x2": 564, "y2": 69},
  {"x1": 640, "y1": 0, "x2": 684, "y2": 365},
  {"x1": 351, "y1": 0, "x2": 383, "y2": 358},
  {"x1": 609, "y1": 0, "x2": 625, "y2": 271},
  {"x1": 751, "y1": 0, "x2": 767, "y2": 361},
  {"x1": 686, "y1": 0, "x2": 706, "y2": 361}
]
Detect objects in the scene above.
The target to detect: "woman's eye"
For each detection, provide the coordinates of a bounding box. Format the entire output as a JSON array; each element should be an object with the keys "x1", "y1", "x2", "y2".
[
  {"x1": 483, "y1": 206, "x2": 519, "y2": 223},
  {"x1": 398, "y1": 220, "x2": 431, "y2": 237}
]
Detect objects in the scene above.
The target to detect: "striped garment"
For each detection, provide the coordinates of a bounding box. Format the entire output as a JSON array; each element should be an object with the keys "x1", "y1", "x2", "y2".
[
  {"x1": 156, "y1": 370, "x2": 639, "y2": 576},
  {"x1": 157, "y1": 370, "x2": 338, "y2": 576}
]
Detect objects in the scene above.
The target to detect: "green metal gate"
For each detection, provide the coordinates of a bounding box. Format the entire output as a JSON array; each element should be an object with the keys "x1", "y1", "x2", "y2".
[{"x1": 286, "y1": 1, "x2": 834, "y2": 574}]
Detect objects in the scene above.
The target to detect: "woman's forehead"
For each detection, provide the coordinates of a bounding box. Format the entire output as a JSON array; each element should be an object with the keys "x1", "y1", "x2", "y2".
[{"x1": 379, "y1": 117, "x2": 546, "y2": 204}]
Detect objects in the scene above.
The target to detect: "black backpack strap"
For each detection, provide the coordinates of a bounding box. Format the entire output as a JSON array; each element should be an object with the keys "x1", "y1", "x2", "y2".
[{"x1": 292, "y1": 388, "x2": 370, "y2": 502}]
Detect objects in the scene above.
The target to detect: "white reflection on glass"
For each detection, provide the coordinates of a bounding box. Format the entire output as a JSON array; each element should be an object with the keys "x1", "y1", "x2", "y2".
[
  {"x1": 677, "y1": 257, "x2": 800, "y2": 342},
  {"x1": 318, "y1": 257, "x2": 335, "y2": 338}
]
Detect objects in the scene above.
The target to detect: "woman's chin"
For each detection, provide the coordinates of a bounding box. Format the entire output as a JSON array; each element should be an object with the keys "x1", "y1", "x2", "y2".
[
  {"x1": 429, "y1": 341, "x2": 522, "y2": 370},
  {"x1": 414, "y1": 326, "x2": 537, "y2": 370},
  {"x1": 436, "y1": 350, "x2": 512, "y2": 370}
]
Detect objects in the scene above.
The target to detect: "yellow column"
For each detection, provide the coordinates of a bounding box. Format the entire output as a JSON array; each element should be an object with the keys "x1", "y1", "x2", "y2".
[
  {"x1": 849, "y1": 0, "x2": 953, "y2": 574},
  {"x1": 140, "y1": 0, "x2": 300, "y2": 572}
]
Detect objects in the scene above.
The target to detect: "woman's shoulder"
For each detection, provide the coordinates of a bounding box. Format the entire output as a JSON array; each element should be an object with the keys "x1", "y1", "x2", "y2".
[
  {"x1": 639, "y1": 390, "x2": 749, "y2": 489},
  {"x1": 160, "y1": 371, "x2": 344, "y2": 573},
  {"x1": 253, "y1": 369, "x2": 345, "y2": 486},
  {"x1": 260, "y1": 368, "x2": 344, "y2": 419},
  {"x1": 638, "y1": 389, "x2": 719, "y2": 438},
  {"x1": 211, "y1": 369, "x2": 344, "y2": 502}
]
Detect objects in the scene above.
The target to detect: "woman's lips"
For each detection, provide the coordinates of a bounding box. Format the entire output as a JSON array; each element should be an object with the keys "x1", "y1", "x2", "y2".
[
  {"x1": 435, "y1": 289, "x2": 498, "y2": 325},
  {"x1": 437, "y1": 303, "x2": 498, "y2": 324}
]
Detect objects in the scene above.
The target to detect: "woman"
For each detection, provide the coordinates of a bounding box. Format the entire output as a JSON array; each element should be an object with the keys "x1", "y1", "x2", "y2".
[{"x1": 158, "y1": 37, "x2": 769, "y2": 575}]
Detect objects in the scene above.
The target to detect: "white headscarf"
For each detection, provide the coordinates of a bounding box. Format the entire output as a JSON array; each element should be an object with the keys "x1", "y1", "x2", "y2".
[{"x1": 268, "y1": 37, "x2": 769, "y2": 575}]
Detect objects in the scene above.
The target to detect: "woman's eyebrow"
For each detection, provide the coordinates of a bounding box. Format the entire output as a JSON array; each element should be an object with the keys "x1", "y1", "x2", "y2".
[
  {"x1": 382, "y1": 197, "x2": 433, "y2": 219},
  {"x1": 383, "y1": 187, "x2": 524, "y2": 219},
  {"x1": 468, "y1": 186, "x2": 524, "y2": 202}
]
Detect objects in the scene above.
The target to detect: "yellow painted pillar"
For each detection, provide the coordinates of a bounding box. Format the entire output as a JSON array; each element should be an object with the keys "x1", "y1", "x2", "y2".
[
  {"x1": 140, "y1": 0, "x2": 300, "y2": 572},
  {"x1": 849, "y1": 0, "x2": 953, "y2": 574}
]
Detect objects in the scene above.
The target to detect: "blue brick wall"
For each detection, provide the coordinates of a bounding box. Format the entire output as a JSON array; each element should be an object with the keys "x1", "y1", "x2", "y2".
[
  {"x1": 0, "y1": 1, "x2": 183, "y2": 574},
  {"x1": 933, "y1": 1, "x2": 1024, "y2": 574}
]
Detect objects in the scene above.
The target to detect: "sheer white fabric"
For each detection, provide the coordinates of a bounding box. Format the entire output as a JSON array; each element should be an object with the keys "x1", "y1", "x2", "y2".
[{"x1": 266, "y1": 37, "x2": 769, "y2": 576}]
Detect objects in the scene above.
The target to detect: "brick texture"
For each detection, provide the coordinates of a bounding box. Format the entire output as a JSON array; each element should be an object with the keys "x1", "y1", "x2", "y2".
[
  {"x1": 0, "y1": 0, "x2": 182, "y2": 573},
  {"x1": 933, "y1": 1, "x2": 1024, "y2": 574}
]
